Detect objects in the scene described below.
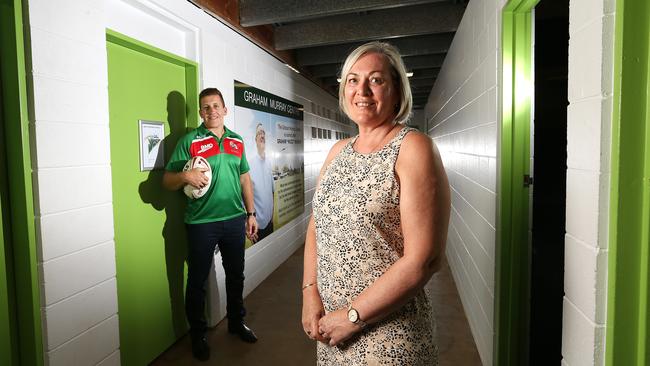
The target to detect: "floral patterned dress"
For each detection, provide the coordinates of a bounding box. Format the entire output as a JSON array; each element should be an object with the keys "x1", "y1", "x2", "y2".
[{"x1": 313, "y1": 127, "x2": 438, "y2": 365}]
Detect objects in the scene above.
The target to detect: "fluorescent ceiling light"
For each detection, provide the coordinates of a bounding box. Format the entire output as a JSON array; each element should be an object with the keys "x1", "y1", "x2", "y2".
[{"x1": 286, "y1": 64, "x2": 300, "y2": 74}]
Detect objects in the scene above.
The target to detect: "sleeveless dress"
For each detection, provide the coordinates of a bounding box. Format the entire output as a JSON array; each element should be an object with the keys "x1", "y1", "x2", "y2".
[{"x1": 313, "y1": 127, "x2": 438, "y2": 366}]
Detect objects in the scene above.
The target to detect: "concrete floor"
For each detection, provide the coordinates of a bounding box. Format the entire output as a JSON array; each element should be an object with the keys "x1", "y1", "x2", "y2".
[{"x1": 151, "y1": 247, "x2": 482, "y2": 365}]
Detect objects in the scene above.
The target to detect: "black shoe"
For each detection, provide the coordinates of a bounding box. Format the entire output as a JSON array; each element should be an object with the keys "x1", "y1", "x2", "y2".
[
  {"x1": 191, "y1": 334, "x2": 210, "y2": 361},
  {"x1": 228, "y1": 322, "x2": 258, "y2": 343}
]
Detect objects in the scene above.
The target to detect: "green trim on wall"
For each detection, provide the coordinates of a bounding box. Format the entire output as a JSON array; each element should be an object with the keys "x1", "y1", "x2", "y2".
[
  {"x1": 496, "y1": 1, "x2": 538, "y2": 365},
  {"x1": 0, "y1": 0, "x2": 43, "y2": 365},
  {"x1": 106, "y1": 29, "x2": 199, "y2": 71},
  {"x1": 606, "y1": 0, "x2": 650, "y2": 365}
]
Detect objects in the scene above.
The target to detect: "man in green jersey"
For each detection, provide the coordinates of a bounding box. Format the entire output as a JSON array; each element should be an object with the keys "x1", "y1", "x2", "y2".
[{"x1": 163, "y1": 87, "x2": 259, "y2": 361}]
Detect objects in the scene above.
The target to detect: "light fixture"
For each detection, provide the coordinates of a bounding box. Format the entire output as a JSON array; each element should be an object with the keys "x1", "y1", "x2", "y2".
[
  {"x1": 285, "y1": 64, "x2": 300, "y2": 74},
  {"x1": 336, "y1": 77, "x2": 342, "y2": 83}
]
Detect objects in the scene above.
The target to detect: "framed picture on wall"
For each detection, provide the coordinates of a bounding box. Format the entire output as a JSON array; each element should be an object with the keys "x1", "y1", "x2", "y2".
[{"x1": 139, "y1": 120, "x2": 165, "y2": 171}]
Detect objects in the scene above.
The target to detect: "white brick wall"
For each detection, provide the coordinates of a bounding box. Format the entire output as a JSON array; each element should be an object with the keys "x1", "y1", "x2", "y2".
[
  {"x1": 25, "y1": 0, "x2": 354, "y2": 364},
  {"x1": 562, "y1": 0, "x2": 614, "y2": 364},
  {"x1": 425, "y1": 1, "x2": 505, "y2": 364}
]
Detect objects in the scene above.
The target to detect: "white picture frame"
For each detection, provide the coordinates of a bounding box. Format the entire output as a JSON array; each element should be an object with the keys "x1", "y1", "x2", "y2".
[{"x1": 139, "y1": 120, "x2": 165, "y2": 171}]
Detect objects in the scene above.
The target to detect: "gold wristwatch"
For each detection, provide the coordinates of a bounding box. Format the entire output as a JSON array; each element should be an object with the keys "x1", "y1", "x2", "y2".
[{"x1": 347, "y1": 304, "x2": 367, "y2": 329}]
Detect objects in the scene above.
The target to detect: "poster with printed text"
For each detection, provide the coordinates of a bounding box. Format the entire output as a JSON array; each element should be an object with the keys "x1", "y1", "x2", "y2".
[{"x1": 234, "y1": 81, "x2": 304, "y2": 248}]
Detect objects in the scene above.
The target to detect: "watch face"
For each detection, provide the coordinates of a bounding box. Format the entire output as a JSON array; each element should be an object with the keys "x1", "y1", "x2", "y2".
[{"x1": 348, "y1": 309, "x2": 359, "y2": 323}]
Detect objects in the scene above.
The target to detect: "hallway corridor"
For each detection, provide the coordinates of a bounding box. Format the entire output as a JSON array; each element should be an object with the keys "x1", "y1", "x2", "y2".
[{"x1": 151, "y1": 246, "x2": 481, "y2": 365}]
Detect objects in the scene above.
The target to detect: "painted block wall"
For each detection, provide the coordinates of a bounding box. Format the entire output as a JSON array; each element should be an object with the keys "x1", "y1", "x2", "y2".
[
  {"x1": 562, "y1": 0, "x2": 614, "y2": 365},
  {"x1": 23, "y1": 0, "x2": 353, "y2": 364},
  {"x1": 424, "y1": 0, "x2": 505, "y2": 364}
]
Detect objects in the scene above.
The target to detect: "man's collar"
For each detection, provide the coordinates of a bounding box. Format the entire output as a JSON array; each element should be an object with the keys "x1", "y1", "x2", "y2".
[
  {"x1": 198, "y1": 123, "x2": 232, "y2": 138},
  {"x1": 197, "y1": 123, "x2": 208, "y2": 135}
]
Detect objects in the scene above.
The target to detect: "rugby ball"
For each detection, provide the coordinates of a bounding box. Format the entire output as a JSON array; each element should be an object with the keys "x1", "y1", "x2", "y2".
[{"x1": 182, "y1": 156, "x2": 212, "y2": 199}]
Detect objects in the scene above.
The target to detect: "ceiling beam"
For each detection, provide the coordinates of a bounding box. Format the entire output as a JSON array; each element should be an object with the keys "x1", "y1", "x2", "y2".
[
  {"x1": 307, "y1": 54, "x2": 445, "y2": 79},
  {"x1": 412, "y1": 90, "x2": 432, "y2": 97},
  {"x1": 321, "y1": 76, "x2": 340, "y2": 87},
  {"x1": 239, "y1": 0, "x2": 447, "y2": 27},
  {"x1": 409, "y1": 77, "x2": 436, "y2": 88},
  {"x1": 295, "y1": 33, "x2": 454, "y2": 66},
  {"x1": 413, "y1": 90, "x2": 433, "y2": 97},
  {"x1": 411, "y1": 84, "x2": 433, "y2": 91},
  {"x1": 274, "y1": 3, "x2": 465, "y2": 50},
  {"x1": 404, "y1": 54, "x2": 446, "y2": 70},
  {"x1": 410, "y1": 67, "x2": 440, "y2": 79},
  {"x1": 189, "y1": 0, "x2": 296, "y2": 64},
  {"x1": 412, "y1": 96, "x2": 432, "y2": 105},
  {"x1": 307, "y1": 63, "x2": 342, "y2": 78}
]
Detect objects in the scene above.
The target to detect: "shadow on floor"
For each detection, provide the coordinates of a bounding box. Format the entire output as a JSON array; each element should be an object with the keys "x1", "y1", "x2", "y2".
[{"x1": 151, "y1": 247, "x2": 482, "y2": 365}]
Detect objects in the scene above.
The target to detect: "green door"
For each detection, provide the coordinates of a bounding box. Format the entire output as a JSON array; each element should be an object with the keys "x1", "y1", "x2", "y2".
[{"x1": 106, "y1": 31, "x2": 198, "y2": 365}]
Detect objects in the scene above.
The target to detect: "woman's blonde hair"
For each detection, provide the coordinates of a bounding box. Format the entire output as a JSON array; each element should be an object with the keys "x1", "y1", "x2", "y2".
[{"x1": 338, "y1": 41, "x2": 412, "y2": 124}]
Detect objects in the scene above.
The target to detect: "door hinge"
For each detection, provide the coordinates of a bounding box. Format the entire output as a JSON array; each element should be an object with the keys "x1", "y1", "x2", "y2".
[{"x1": 524, "y1": 174, "x2": 533, "y2": 187}]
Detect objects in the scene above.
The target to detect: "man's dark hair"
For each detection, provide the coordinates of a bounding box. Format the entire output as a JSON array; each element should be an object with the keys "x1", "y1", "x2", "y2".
[{"x1": 199, "y1": 87, "x2": 225, "y2": 106}]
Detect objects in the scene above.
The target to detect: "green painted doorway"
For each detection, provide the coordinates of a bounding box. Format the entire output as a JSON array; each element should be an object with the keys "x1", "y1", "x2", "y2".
[
  {"x1": 1, "y1": 0, "x2": 43, "y2": 364},
  {"x1": 606, "y1": 0, "x2": 650, "y2": 365},
  {"x1": 106, "y1": 30, "x2": 198, "y2": 365},
  {"x1": 496, "y1": 0, "x2": 537, "y2": 365}
]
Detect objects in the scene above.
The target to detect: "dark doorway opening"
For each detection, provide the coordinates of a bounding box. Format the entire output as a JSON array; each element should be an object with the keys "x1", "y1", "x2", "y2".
[{"x1": 529, "y1": 1, "x2": 569, "y2": 365}]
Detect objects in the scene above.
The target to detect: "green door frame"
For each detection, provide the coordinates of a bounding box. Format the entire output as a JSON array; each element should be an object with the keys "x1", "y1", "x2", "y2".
[
  {"x1": 0, "y1": 0, "x2": 44, "y2": 365},
  {"x1": 496, "y1": 0, "x2": 539, "y2": 365},
  {"x1": 106, "y1": 29, "x2": 199, "y2": 119},
  {"x1": 606, "y1": 0, "x2": 650, "y2": 365}
]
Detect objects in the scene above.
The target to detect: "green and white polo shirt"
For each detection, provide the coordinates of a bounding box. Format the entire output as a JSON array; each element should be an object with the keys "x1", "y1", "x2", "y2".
[{"x1": 166, "y1": 123, "x2": 250, "y2": 224}]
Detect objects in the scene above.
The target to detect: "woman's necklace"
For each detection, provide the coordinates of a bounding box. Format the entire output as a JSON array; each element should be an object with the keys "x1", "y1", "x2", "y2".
[{"x1": 356, "y1": 123, "x2": 398, "y2": 153}]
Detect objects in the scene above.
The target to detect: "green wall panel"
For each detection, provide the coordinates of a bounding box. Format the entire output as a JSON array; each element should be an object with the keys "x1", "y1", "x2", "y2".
[
  {"x1": 107, "y1": 31, "x2": 198, "y2": 365},
  {"x1": 607, "y1": 0, "x2": 650, "y2": 365},
  {"x1": 0, "y1": 0, "x2": 43, "y2": 364}
]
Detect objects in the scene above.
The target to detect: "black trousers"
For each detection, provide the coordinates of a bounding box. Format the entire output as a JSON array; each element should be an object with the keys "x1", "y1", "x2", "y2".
[
  {"x1": 256, "y1": 219, "x2": 274, "y2": 242},
  {"x1": 185, "y1": 215, "x2": 246, "y2": 335}
]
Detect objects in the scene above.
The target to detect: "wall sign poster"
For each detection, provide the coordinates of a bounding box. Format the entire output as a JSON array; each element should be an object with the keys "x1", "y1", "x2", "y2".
[
  {"x1": 234, "y1": 81, "x2": 305, "y2": 247},
  {"x1": 138, "y1": 120, "x2": 164, "y2": 171}
]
